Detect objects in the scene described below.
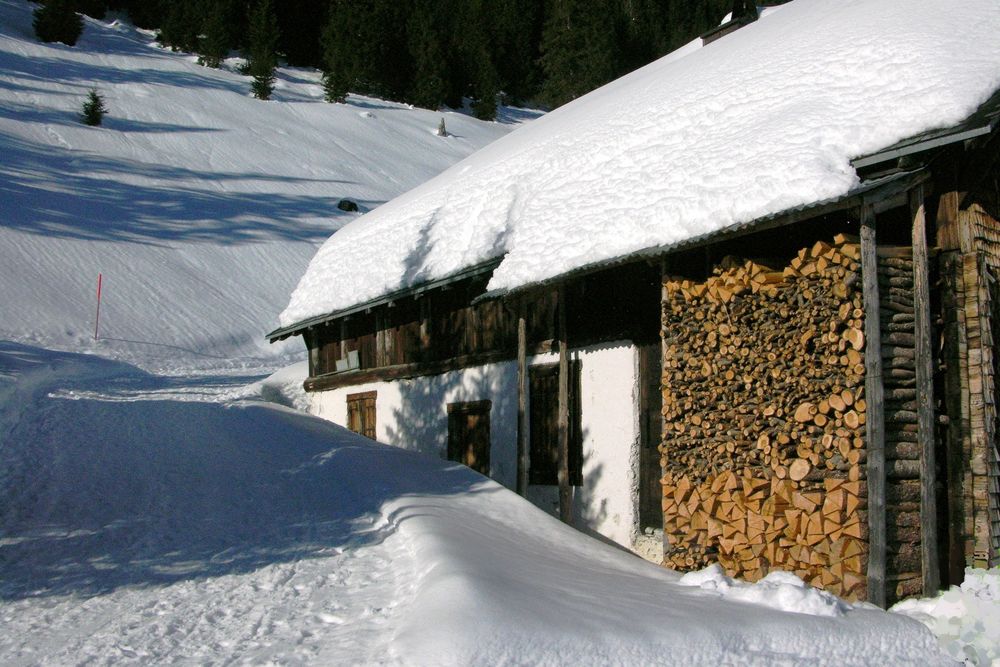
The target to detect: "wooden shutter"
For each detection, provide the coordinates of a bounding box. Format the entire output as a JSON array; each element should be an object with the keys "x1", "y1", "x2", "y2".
[{"x1": 346, "y1": 391, "x2": 377, "y2": 439}]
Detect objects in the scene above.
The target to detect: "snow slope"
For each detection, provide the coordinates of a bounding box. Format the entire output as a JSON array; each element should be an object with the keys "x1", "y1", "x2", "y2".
[
  {"x1": 0, "y1": 344, "x2": 950, "y2": 665},
  {"x1": 0, "y1": 0, "x2": 527, "y2": 372},
  {"x1": 280, "y1": 0, "x2": 1000, "y2": 329}
]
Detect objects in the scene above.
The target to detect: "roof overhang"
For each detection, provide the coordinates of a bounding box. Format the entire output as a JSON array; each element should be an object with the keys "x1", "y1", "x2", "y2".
[
  {"x1": 267, "y1": 257, "x2": 503, "y2": 342},
  {"x1": 478, "y1": 168, "x2": 930, "y2": 303},
  {"x1": 851, "y1": 89, "x2": 1000, "y2": 170}
]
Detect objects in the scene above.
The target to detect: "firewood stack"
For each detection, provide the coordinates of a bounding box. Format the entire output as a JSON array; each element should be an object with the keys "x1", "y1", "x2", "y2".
[
  {"x1": 877, "y1": 248, "x2": 924, "y2": 601},
  {"x1": 660, "y1": 235, "x2": 870, "y2": 599}
]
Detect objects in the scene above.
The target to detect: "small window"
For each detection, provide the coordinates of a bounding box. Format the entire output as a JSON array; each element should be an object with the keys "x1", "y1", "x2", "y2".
[
  {"x1": 346, "y1": 391, "x2": 377, "y2": 439},
  {"x1": 447, "y1": 400, "x2": 492, "y2": 476},
  {"x1": 530, "y1": 362, "x2": 582, "y2": 485}
]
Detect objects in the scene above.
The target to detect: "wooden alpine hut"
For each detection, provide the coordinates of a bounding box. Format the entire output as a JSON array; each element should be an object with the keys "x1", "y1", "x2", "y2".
[{"x1": 269, "y1": 0, "x2": 1000, "y2": 606}]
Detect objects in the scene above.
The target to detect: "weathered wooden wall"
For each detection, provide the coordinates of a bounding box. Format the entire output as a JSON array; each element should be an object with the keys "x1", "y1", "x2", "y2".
[
  {"x1": 939, "y1": 204, "x2": 1000, "y2": 572},
  {"x1": 876, "y1": 249, "x2": 925, "y2": 601}
]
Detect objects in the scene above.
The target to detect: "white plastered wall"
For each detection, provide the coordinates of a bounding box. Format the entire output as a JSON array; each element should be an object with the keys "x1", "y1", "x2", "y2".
[{"x1": 308, "y1": 341, "x2": 641, "y2": 549}]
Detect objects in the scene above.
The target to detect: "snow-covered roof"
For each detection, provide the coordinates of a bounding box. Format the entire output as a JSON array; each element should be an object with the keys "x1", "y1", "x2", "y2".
[{"x1": 278, "y1": 0, "x2": 1000, "y2": 331}]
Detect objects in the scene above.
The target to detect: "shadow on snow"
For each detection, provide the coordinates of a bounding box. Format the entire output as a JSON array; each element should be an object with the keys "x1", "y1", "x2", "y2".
[
  {"x1": 0, "y1": 133, "x2": 372, "y2": 245},
  {"x1": 0, "y1": 342, "x2": 498, "y2": 601}
]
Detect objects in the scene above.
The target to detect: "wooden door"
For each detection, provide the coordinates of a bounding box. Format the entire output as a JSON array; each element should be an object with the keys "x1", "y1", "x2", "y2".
[
  {"x1": 448, "y1": 400, "x2": 491, "y2": 475},
  {"x1": 529, "y1": 362, "x2": 582, "y2": 485}
]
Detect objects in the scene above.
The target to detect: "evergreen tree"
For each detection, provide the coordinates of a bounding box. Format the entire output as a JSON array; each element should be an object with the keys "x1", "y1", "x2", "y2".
[
  {"x1": 80, "y1": 88, "x2": 107, "y2": 126},
  {"x1": 319, "y1": 0, "x2": 352, "y2": 103},
  {"x1": 406, "y1": 0, "x2": 447, "y2": 110},
  {"x1": 33, "y1": 0, "x2": 84, "y2": 46},
  {"x1": 539, "y1": 0, "x2": 618, "y2": 108},
  {"x1": 277, "y1": 0, "x2": 327, "y2": 67},
  {"x1": 157, "y1": 1, "x2": 200, "y2": 53},
  {"x1": 76, "y1": 0, "x2": 108, "y2": 20},
  {"x1": 198, "y1": 1, "x2": 230, "y2": 68},
  {"x1": 246, "y1": 0, "x2": 280, "y2": 100},
  {"x1": 491, "y1": 0, "x2": 542, "y2": 104}
]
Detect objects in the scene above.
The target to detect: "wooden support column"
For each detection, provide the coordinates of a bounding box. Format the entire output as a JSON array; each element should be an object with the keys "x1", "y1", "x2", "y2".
[
  {"x1": 912, "y1": 186, "x2": 941, "y2": 595},
  {"x1": 557, "y1": 285, "x2": 572, "y2": 524},
  {"x1": 516, "y1": 300, "x2": 529, "y2": 497},
  {"x1": 861, "y1": 203, "x2": 887, "y2": 608}
]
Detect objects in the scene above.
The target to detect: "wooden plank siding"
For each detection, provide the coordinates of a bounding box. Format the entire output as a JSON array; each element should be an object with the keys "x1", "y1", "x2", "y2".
[{"x1": 305, "y1": 263, "x2": 660, "y2": 388}]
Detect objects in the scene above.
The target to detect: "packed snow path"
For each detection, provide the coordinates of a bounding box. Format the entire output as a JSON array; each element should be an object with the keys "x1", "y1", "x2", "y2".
[
  {"x1": 0, "y1": 343, "x2": 421, "y2": 665},
  {"x1": 0, "y1": 343, "x2": 951, "y2": 665}
]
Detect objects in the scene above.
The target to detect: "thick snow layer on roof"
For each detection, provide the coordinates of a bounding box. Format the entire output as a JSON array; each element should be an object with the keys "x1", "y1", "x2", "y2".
[{"x1": 280, "y1": 0, "x2": 1000, "y2": 329}]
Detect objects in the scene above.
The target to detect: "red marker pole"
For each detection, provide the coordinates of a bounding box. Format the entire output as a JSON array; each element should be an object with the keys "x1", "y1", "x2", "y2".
[{"x1": 94, "y1": 273, "x2": 103, "y2": 341}]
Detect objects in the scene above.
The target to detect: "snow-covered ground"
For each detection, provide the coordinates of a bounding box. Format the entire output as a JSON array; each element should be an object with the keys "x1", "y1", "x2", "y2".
[
  {"x1": 0, "y1": 344, "x2": 954, "y2": 665},
  {"x1": 0, "y1": 0, "x2": 996, "y2": 664},
  {"x1": 0, "y1": 0, "x2": 528, "y2": 373}
]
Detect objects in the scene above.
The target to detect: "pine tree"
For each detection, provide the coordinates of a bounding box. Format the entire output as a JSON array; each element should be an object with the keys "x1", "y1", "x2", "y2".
[
  {"x1": 33, "y1": 0, "x2": 84, "y2": 46},
  {"x1": 157, "y1": 1, "x2": 200, "y2": 53},
  {"x1": 80, "y1": 88, "x2": 107, "y2": 126},
  {"x1": 539, "y1": 0, "x2": 618, "y2": 108},
  {"x1": 492, "y1": 0, "x2": 542, "y2": 104},
  {"x1": 320, "y1": 0, "x2": 352, "y2": 103},
  {"x1": 407, "y1": 0, "x2": 447, "y2": 110},
  {"x1": 198, "y1": 1, "x2": 230, "y2": 68},
  {"x1": 246, "y1": 0, "x2": 280, "y2": 100}
]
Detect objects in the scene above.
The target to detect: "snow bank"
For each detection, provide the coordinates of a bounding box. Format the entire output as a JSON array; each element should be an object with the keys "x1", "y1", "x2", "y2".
[
  {"x1": 892, "y1": 567, "x2": 1000, "y2": 666},
  {"x1": 678, "y1": 563, "x2": 851, "y2": 618},
  {"x1": 0, "y1": 343, "x2": 951, "y2": 665},
  {"x1": 0, "y1": 0, "x2": 524, "y2": 371},
  {"x1": 281, "y1": 0, "x2": 1000, "y2": 329}
]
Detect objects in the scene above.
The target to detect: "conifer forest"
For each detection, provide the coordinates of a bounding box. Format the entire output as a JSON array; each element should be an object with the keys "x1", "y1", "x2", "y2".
[{"x1": 66, "y1": 0, "x2": 741, "y2": 117}]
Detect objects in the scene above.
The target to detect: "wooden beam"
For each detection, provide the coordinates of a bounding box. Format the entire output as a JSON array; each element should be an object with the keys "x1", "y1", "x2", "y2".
[
  {"x1": 861, "y1": 203, "x2": 887, "y2": 608},
  {"x1": 517, "y1": 301, "x2": 529, "y2": 497},
  {"x1": 936, "y1": 191, "x2": 962, "y2": 251},
  {"x1": 911, "y1": 186, "x2": 941, "y2": 595},
  {"x1": 557, "y1": 285, "x2": 572, "y2": 524}
]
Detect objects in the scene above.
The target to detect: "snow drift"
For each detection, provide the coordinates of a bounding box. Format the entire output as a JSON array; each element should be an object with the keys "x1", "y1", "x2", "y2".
[{"x1": 0, "y1": 343, "x2": 950, "y2": 665}]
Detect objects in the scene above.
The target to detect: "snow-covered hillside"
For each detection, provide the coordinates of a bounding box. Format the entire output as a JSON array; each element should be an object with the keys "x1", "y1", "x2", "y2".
[{"x1": 0, "y1": 0, "x2": 529, "y2": 372}]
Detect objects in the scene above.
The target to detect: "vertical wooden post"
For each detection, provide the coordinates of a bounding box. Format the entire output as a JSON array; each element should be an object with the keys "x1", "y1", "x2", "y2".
[
  {"x1": 912, "y1": 186, "x2": 941, "y2": 595},
  {"x1": 557, "y1": 285, "x2": 572, "y2": 524},
  {"x1": 861, "y1": 204, "x2": 887, "y2": 608},
  {"x1": 516, "y1": 299, "x2": 529, "y2": 497}
]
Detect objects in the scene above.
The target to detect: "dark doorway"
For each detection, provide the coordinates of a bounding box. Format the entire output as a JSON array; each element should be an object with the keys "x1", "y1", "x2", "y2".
[
  {"x1": 447, "y1": 400, "x2": 492, "y2": 476},
  {"x1": 529, "y1": 362, "x2": 583, "y2": 485},
  {"x1": 638, "y1": 344, "x2": 664, "y2": 529}
]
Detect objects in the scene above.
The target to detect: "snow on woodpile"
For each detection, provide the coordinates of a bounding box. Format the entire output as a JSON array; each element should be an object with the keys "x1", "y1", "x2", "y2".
[{"x1": 280, "y1": 0, "x2": 1000, "y2": 329}]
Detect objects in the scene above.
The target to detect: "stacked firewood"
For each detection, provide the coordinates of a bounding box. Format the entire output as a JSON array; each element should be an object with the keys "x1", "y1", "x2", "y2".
[
  {"x1": 878, "y1": 249, "x2": 924, "y2": 600},
  {"x1": 660, "y1": 234, "x2": 869, "y2": 599}
]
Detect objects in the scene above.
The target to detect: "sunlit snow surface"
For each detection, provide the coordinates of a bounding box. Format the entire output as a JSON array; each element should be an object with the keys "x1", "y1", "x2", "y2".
[
  {"x1": 0, "y1": 0, "x2": 526, "y2": 371},
  {"x1": 893, "y1": 568, "x2": 1000, "y2": 666},
  {"x1": 0, "y1": 344, "x2": 952, "y2": 665},
  {"x1": 281, "y1": 0, "x2": 1000, "y2": 328}
]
